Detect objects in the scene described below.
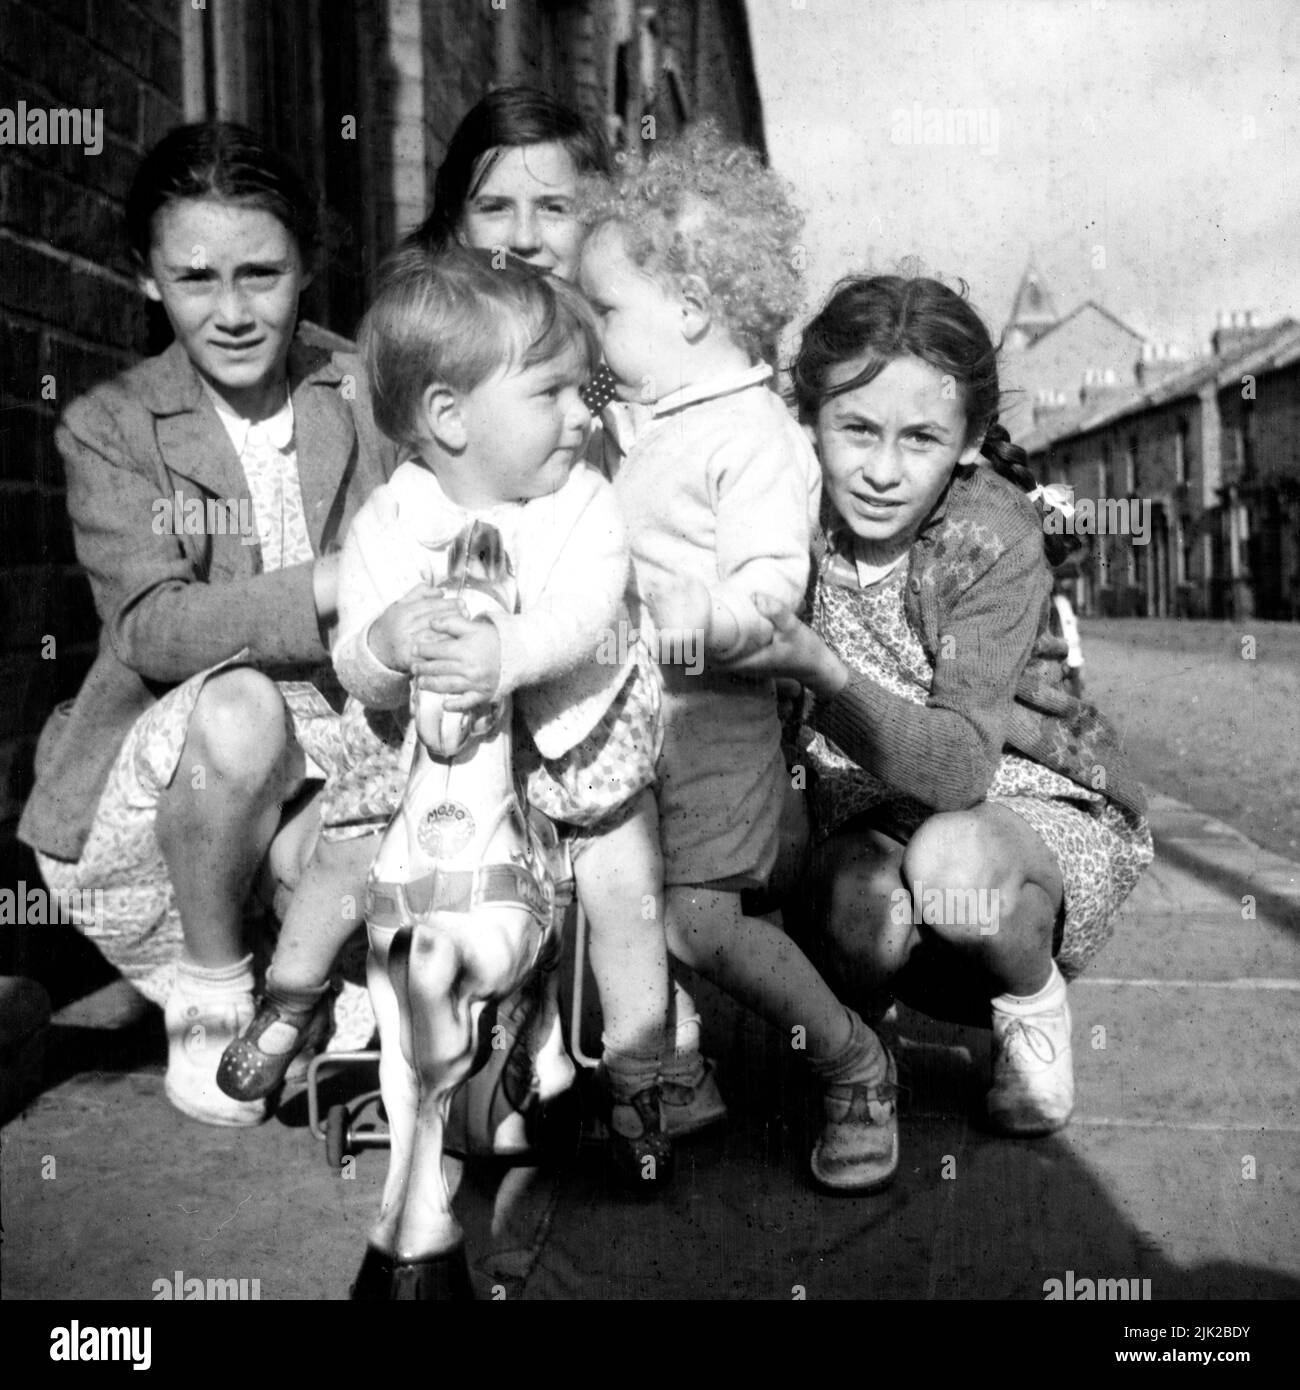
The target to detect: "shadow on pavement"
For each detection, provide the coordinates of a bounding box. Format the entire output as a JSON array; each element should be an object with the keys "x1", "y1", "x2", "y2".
[
  {"x1": 1150, "y1": 833, "x2": 1299, "y2": 934},
  {"x1": 4, "y1": 844, "x2": 1297, "y2": 1301}
]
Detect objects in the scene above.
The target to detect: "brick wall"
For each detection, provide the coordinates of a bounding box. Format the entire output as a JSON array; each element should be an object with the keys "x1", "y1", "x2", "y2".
[
  {"x1": 420, "y1": 0, "x2": 497, "y2": 236},
  {"x1": 689, "y1": 0, "x2": 765, "y2": 151},
  {"x1": 1, "y1": 0, "x2": 184, "y2": 859}
]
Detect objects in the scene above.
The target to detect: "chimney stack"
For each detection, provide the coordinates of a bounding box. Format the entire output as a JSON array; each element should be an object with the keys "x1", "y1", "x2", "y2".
[{"x1": 1211, "y1": 311, "x2": 1263, "y2": 358}]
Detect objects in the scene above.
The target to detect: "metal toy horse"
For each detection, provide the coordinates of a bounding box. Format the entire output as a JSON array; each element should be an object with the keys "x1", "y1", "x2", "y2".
[{"x1": 351, "y1": 520, "x2": 572, "y2": 1300}]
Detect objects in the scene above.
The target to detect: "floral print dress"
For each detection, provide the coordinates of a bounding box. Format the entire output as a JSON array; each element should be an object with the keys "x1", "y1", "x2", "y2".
[{"x1": 805, "y1": 550, "x2": 1153, "y2": 977}]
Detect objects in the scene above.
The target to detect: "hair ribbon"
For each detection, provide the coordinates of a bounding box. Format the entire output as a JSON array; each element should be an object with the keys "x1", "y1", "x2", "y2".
[{"x1": 1028, "y1": 482, "x2": 1075, "y2": 521}]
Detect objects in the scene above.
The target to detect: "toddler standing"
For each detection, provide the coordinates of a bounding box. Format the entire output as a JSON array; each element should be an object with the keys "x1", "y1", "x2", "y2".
[{"x1": 578, "y1": 128, "x2": 899, "y2": 1191}]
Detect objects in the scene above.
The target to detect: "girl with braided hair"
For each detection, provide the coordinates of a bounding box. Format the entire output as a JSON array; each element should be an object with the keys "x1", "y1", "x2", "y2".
[{"x1": 724, "y1": 274, "x2": 1153, "y2": 1137}]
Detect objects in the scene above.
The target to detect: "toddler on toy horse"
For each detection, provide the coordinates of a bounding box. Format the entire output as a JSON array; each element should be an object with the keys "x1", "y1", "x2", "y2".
[{"x1": 216, "y1": 246, "x2": 673, "y2": 1297}]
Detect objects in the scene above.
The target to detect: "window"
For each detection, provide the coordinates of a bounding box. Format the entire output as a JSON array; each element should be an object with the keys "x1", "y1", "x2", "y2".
[
  {"x1": 180, "y1": 0, "x2": 372, "y2": 335},
  {"x1": 609, "y1": 2, "x2": 690, "y2": 155},
  {"x1": 1175, "y1": 417, "x2": 1189, "y2": 487}
]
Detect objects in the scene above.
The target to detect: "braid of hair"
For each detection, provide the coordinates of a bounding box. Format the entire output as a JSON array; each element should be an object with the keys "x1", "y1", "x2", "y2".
[{"x1": 981, "y1": 420, "x2": 1081, "y2": 567}]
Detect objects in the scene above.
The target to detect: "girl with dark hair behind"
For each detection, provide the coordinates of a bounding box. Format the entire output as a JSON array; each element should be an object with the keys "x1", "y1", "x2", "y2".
[
  {"x1": 725, "y1": 274, "x2": 1154, "y2": 1139},
  {"x1": 408, "y1": 85, "x2": 612, "y2": 276}
]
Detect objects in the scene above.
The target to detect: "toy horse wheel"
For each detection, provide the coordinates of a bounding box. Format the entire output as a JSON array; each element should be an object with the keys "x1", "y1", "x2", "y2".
[{"x1": 326, "y1": 1103, "x2": 351, "y2": 1170}]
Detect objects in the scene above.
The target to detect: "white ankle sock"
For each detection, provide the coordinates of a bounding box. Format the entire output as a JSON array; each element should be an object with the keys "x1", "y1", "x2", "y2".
[
  {"x1": 167, "y1": 953, "x2": 256, "y2": 1091},
  {"x1": 165, "y1": 954, "x2": 264, "y2": 1124},
  {"x1": 264, "y1": 965, "x2": 330, "y2": 1008},
  {"x1": 991, "y1": 962, "x2": 1066, "y2": 1016},
  {"x1": 661, "y1": 981, "x2": 705, "y2": 1085},
  {"x1": 671, "y1": 977, "x2": 701, "y2": 1055},
  {"x1": 176, "y1": 952, "x2": 255, "y2": 997}
]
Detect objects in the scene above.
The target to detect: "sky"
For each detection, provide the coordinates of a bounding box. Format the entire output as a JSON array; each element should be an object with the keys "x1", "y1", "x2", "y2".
[{"x1": 745, "y1": 0, "x2": 1300, "y2": 352}]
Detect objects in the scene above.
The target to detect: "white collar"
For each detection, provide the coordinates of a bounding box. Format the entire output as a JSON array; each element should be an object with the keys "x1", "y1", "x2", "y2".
[
  {"x1": 398, "y1": 461, "x2": 526, "y2": 549},
  {"x1": 853, "y1": 546, "x2": 908, "y2": 589},
  {"x1": 209, "y1": 387, "x2": 295, "y2": 455},
  {"x1": 650, "y1": 362, "x2": 773, "y2": 417},
  {"x1": 826, "y1": 525, "x2": 909, "y2": 589}
]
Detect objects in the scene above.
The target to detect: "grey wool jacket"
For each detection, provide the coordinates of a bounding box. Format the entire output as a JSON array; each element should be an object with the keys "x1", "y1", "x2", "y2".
[{"x1": 20, "y1": 334, "x2": 397, "y2": 861}]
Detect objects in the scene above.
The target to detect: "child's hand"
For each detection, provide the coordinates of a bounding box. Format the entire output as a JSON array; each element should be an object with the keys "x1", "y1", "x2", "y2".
[
  {"x1": 367, "y1": 584, "x2": 470, "y2": 674},
  {"x1": 412, "y1": 614, "x2": 503, "y2": 711},
  {"x1": 718, "y1": 594, "x2": 849, "y2": 699}
]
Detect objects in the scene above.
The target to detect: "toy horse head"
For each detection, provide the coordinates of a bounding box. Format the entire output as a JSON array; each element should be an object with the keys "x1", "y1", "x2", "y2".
[
  {"x1": 415, "y1": 520, "x2": 518, "y2": 756},
  {"x1": 446, "y1": 523, "x2": 514, "y2": 609}
]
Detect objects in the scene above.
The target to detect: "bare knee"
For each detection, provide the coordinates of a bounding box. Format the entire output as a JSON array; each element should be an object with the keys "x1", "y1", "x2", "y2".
[
  {"x1": 821, "y1": 832, "x2": 906, "y2": 971},
  {"x1": 905, "y1": 810, "x2": 982, "y2": 880},
  {"x1": 663, "y1": 885, "x2": 701, "y2": 965},
  {"x1": 187, "y1": 668, "x2": 293, "y2": 790},
  {"x1": 902, "y1": 810, "x2": 1019, "y2": 945},
  {"x1": 663, "y1": 885, "x2": 728, "y2": 971}
]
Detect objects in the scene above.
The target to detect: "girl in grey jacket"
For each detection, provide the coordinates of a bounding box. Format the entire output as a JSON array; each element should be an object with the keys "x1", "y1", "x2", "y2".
[{"x1": 19, "y1": 123, "x2": 396, "y2": 1126}]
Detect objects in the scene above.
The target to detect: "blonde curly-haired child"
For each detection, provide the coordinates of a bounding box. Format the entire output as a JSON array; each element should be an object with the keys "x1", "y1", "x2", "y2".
[{"x1": 578, "y1": 126, "x2": 899, "y2": 1190}]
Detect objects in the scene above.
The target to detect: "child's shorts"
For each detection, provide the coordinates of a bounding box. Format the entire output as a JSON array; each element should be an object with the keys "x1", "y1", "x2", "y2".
[{"x1": 654, "y1": 672, "x2": 788, "y2": 891}]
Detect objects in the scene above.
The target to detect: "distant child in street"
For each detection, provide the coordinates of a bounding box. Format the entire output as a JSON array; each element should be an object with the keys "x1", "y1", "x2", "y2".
[
  {"x1": 219, "y1": 248, "x2": 676, "y2": 1182},
  {"x1": 725, "y1": 274, "x2": 1155, "y2": 1136},
  {"x1": 579, "y1": 127, "x2": 900, "y2": 1192},
  {"x1": 1051, "y1": 574, "x2": 1085, "y2": 698}
]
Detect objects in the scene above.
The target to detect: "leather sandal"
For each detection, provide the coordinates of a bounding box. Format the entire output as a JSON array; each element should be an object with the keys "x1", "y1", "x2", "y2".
[
  {"x1": 216, "y1": 990, "x2": 333, "y2": 1101},
  {"x1": 596, "y1": 1073, "x2": 674, "y2": 1191}
]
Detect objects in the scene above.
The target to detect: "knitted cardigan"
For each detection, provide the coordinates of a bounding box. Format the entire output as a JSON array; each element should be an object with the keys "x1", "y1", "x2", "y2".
[
  {"x1": 332, "y1": 459, "x2": 636, "y2": 758},
  {"x1": 813, "y1": 463, "x2": 1147, "y2": 817}
]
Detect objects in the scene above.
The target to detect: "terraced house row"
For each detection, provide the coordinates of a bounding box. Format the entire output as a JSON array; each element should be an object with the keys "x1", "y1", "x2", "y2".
[{"x1": 1017, "y1": 312, "x2": 1300, "y2": 622}]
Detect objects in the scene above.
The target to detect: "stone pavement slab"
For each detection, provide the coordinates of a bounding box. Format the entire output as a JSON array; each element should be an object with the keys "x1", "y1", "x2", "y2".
[
  {"x1": 1069, "y1": 982, "x2": 1300, "y2": 1126},
  {"x1": 1091, "y1": 905, "x2": 1299, "y2": 981},
  {"x1": 3, "y1": 791, "x2": 1299, "y2": 1301}
]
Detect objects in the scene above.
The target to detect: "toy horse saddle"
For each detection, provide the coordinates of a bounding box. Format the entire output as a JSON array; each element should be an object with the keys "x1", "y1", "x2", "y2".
[{"x1": 366, "y1": 858, "x2": 559, "y2": 936}]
